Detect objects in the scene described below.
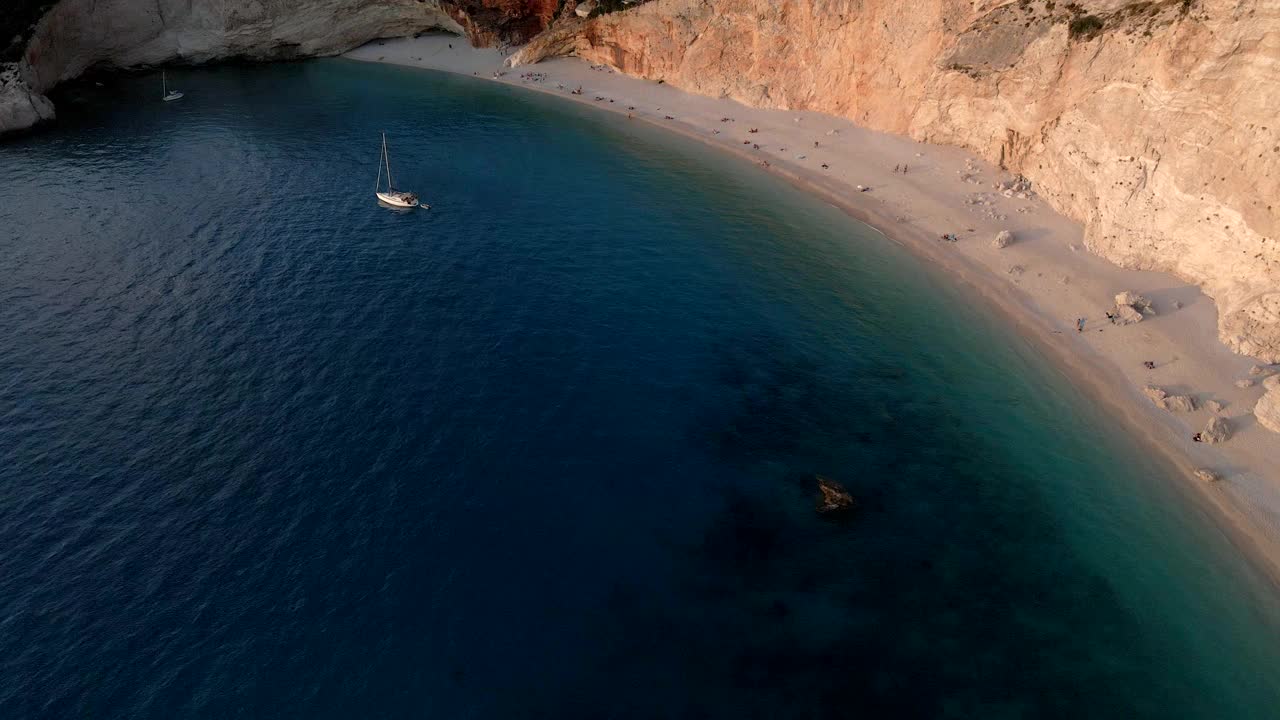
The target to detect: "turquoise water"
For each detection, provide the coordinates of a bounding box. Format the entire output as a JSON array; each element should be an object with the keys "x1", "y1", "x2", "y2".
[{"x1": 1, "y1": 59, "x2": 1279, "y2": 717}]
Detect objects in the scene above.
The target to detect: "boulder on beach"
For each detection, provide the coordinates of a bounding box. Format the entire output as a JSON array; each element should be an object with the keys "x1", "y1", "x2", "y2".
[
  {"x1": 1202, "y1": 416, "x2": 1231, "y2": 444},
  {"x1": 1113, "y1": 304, "x2": 1145, "y2": 325},
  {"x1": 1113, "y1": 291, "x2": 1154, "y2": 324},
  {"x1": 1194, "y1": 468, "x2": 1221, "y2": 483},
  {"x1": 1144, "y1": 385, "x2": 1197, "y2": 413},
  {"x1": 1206, "y1": 399, "x2": 1225, "y2": 414},
  {"x1": 992, "y1": 230, "x2": 1014, "y2": 249},
  {"x1": 995, "y1": 175, "x2": 1033, "y2": 194},
  {"x1": 815, "y1": 475, "x2": 854, "y2": 515},
  {"x1": 1116, "y1": 291, "x2": 1154, "y2": 314},
  {"x1": 1256, "y1": 375, "x2": 1280, "y2": 434}
]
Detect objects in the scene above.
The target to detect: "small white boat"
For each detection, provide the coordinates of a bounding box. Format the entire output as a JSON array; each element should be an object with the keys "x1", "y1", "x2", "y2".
[
  {"x1": 162, "y1": 71, "x2": 183, "y2": 102},
  {"x1": 375, "y1": 132, "x2": 424, "y2": 209}
]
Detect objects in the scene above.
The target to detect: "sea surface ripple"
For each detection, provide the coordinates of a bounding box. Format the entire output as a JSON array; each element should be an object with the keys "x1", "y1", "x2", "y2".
[{"x1": 2, "y1": 60, "x2": 1280, "y2": 718}]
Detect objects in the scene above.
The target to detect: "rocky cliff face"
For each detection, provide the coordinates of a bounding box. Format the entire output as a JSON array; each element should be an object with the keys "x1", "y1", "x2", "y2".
[
  {"x1": 443, "y1": 0, "x2": 560, "y2": 48},
  {"x1": 19, "y1": 0, "x2": 454, "y2": 93},
  {"x1": 513, "y1": 0, "x2": 1280, "y2": 363},
  {"x1": 0, "y1": 0, "x2": 557, "y2": 136}
]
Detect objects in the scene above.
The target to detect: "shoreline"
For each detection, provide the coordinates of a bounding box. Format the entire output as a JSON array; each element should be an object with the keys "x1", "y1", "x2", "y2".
[{"x1": 345, "y1": 35, "x2": 1280, "y2": 590}]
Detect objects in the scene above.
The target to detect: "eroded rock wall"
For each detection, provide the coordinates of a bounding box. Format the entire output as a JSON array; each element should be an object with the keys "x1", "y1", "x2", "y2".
[
  {"x1": 513, "y1": 0, "x2": 1280, "y2": 361},
  {"x1": 2, "y1": 0, "x2": 559, "y2": 136},
  {"x1": 21, "y1": 0, "x2": 462, "y2": 92}
]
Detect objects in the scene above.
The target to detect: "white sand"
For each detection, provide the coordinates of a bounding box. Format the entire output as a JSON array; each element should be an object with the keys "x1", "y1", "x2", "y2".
[{"x1": 347, "y1": 35, "x2": 1280, "y2": 584}]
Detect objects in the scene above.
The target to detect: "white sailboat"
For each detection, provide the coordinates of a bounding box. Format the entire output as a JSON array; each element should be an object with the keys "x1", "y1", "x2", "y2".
[
  {"x1": 375, "y1": 133, "x2": 423, "y2": 209},
  {"x1": 162, "y1": 71, "x2": 183, "y2": 102}
]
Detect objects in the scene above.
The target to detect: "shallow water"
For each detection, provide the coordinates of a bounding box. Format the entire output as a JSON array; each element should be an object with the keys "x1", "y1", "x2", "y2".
[{"x1": 2, "y1": 60, "x2": 1279, "y2": 718}]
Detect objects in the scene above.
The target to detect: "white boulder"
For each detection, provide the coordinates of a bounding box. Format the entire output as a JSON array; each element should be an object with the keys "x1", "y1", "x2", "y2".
[
  {"x1": 1115, "y1": 291, "x2": 1154, "y2": 315},
  {"x1": 1194, "y1": 468, "x2": 1221, "y2": 483},
  {"x1": 1256, "y1": 375, "x2": 1280, "y2": 434},
  {"x1": 1144, "y1": 385, "x2": 1196, "y2": 413},
  {"x1": 1201, "y1": 416, "x2": 1231, "y2": 444}
]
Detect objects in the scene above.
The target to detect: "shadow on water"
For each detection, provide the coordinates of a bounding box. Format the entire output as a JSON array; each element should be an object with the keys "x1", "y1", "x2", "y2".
[{"x1": 512, "y1": 329, "x2": 1162, "y2": 718}]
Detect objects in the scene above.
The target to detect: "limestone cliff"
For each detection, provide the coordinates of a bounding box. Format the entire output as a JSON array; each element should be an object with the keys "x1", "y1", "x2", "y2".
[
  {"x1": 512, "y1": 0, "x2": 1280, "y2": 363},
  {"x1": 1, "y1": 0, "x2": 556, "y2": 135}
]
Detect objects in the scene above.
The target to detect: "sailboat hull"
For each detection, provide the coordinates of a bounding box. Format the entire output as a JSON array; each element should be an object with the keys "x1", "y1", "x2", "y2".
[
  {"x1": 163, "y1": 92, "x2": 184, "y2": 102},
  {"x1": 376, "y1": 192, "x2": 420, "y2": 208}
]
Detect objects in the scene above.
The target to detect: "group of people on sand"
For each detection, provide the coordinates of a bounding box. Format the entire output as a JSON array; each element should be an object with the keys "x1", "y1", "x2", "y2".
[{"x1": 893, "y1": 164, "x2": 910, "y2": 174}]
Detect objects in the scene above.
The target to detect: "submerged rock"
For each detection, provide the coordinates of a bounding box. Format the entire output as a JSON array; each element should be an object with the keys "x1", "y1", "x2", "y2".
[
  {"x1": 1202, "y1": 416, "x2": 1231, "y2": 445},
  {"x1": 814, "y1": 475, "x2": 854, "y2": 515},
  {"x1": 992, "y1": 230, "x2": 1014, "y2": 249},
  {"x1": 1144, "y1": 385, "x2": 1197, "y2": 413}
]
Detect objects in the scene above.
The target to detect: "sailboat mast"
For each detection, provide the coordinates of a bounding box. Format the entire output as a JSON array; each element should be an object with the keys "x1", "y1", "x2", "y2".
[
  {"x1": 162, "y1": 71, "x2": 167, "y2": 96},
  {"x1": 382, "y1": 133, "x2": 395, "y2": 192}
]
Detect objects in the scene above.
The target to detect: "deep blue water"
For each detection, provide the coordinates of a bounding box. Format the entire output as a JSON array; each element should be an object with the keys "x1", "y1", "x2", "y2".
[{"x1": 2, "y1": 60, "x2": 1280, "y2": 718}]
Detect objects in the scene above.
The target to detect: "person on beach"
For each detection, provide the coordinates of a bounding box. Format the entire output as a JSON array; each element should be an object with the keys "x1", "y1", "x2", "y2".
[
  {"x1": 1143, "y1": 361, "x2": 1156, "y2": 369},
  {"x1": 903, "y1": 164, "x2": 909, "y2": 174},
  {"x1": 1193, "y1": 432, "x2": 1204, "y2": 443},
  {"x1": 1076, "y1": 318, "x2": 1086, "y2": 333},
  {"x1": 894, "y1": 164, "x2": 900, "y2": 173}
]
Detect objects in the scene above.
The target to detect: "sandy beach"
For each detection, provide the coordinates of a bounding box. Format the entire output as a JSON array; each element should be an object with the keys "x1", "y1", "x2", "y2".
[{"x1": 347, "y1": 35, "x2": 1280, "y2": 585}]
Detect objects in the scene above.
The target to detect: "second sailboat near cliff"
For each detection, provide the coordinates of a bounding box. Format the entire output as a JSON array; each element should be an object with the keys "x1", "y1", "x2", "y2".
[
  {"x1": 375, "y1": 133, "x2": 424, "y2": 209},
  {"x1": 161, "y1": 71, "x2": 183, "y2": 102}
]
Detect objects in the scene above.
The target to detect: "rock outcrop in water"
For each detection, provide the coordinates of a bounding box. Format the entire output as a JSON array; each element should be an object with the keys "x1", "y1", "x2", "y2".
[
  {"x1": 814, "y1": 475, "x2": 854, "y2": 515},
  {"x1": 510, "y1": 0, "x2": 1280, "y2": 364},
  {"x1": 0, "y1": 63, "x2": 54, "y2": 132}
]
